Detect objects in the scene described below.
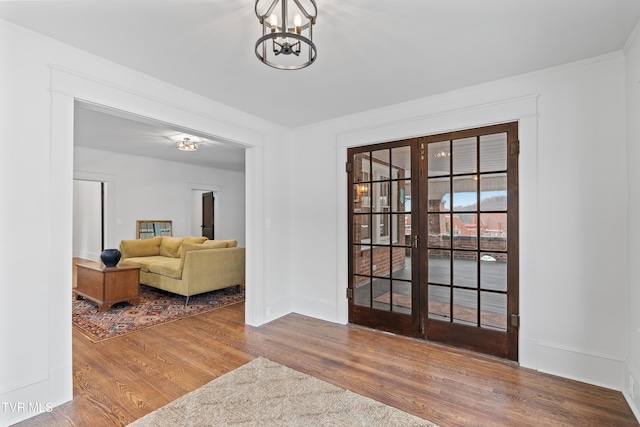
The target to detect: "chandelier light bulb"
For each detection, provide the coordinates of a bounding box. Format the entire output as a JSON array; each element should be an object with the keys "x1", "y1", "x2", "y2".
[{"x1": 293, "y1": 14, "x2": 301, "y2": 34}]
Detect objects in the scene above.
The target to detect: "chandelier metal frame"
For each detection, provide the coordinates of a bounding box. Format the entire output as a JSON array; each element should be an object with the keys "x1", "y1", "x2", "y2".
[{"x1": 255, "y1": 0, "x2": 317, "y2": 70}]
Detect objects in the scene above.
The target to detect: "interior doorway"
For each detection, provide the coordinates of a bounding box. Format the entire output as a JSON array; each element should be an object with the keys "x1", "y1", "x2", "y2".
[
  {"x1": 47, "y1": 71, "x2": 262, "y2": 413},
  {"x1": 347, "y1": 122, "x2": 520, "y2": 360},
  {"x1": 190, "y1": 189, "x2": 218, "y2": 237},
  {"x1": 202, "y1": 191, "x2": 215, "y2": 239},
  {"x1": 73, "y1": 180, "x2": 104, "y2": 260}
]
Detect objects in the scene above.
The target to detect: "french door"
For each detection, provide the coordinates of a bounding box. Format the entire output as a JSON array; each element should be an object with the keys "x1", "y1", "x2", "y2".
[
  {"x1": 348, "y1": 139, "x2": 419, "y2": 336},
  {"x1": 347, "y1": 122, "x2": 519, "y2": 360}
]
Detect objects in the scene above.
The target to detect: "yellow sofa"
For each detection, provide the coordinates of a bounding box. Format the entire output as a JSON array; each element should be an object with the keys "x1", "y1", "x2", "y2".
[{"x1": 118, "y1": 236, "x2": 245, "y2": 305}]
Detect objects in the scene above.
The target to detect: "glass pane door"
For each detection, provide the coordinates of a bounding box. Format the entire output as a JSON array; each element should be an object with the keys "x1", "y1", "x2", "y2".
[
  {"x1": 347, "y1": 122, "x2": 518, "y2": 360},
  {"x1": 423, "y1": 122, "x2": 519, "y2": 360},
  {"x1": 349, "y1": 141, "x2": 418, "y2": 336}
]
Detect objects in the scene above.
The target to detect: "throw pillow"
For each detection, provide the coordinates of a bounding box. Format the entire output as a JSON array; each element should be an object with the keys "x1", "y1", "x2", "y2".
[
  {"x1": 183, "y1": 236, "x2": 208, "y2": 244},
  {"x1": 159, "y1": 236, "x2": 184, "y2": 258},
  {"x1": 120, "y1": 236, "x2": 162, "y2": 259},
  {"x1": 202, "y1": 239, "x2": 238, "y2": 248},
  {"x1": 177, "y1": 236, "x2": 209, "y2": 257},
  {"x1": 200, "y1": 241, "x2": 227, "y2": 249},
  {"x1": 203, "y1": 239, "x2": 227, "y2": 248},
  {"x1": 221, "y1": 239, "x2": 238, "y2": 248}
]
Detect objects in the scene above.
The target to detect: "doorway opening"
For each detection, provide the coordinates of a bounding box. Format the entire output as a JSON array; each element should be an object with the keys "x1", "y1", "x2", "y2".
[
  {"x1": 201, "y1": 191, "x2": 215, "y2": 239},
  {"x1": 73, "y1": 180, "x2": 105, "y2": 260}
]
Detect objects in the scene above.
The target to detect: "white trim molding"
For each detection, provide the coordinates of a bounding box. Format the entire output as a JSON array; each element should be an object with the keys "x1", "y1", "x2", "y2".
[
  {"x1": 625, "y1": 361, "x2": 640, "y2": 420},
  {"x1": 335, "y1": 93, "x2": 540, "y2": 361},
  {"x1": 536, "y1": 340, "x2": 626, "y2": 390},
  {"x1": 42, "y1": 64, "x2": 269, "y2": 418}
]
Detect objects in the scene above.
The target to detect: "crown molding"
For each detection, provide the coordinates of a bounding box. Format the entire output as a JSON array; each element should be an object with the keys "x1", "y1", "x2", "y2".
[{"x1": 623, "y1": 18, "x2": 640, "y2": 54}]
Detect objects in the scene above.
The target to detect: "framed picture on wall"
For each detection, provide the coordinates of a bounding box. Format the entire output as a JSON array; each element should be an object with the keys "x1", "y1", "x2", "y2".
[{"x1": 136, "y1": 220, "x2": 172, "y2": 239}]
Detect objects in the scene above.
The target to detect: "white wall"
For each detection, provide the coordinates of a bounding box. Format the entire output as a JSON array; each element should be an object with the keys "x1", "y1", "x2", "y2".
[
  {"x1": 0, "y1": 18, "x2": 293, "y2": 426},
  {"x1": 0, "y1": 20, "x2": 68, "y2": 427},
  {"x1": 74, "y1": 147, "x2": 246, "y2": 247},
  {"x1": 625, "y1": 22, "x2": 640, "y2": 419},
  {"x1": 73, "y1": 180, "x2": 102, "y2": 260},
  {"x1": 291, "y1": 52, "x2": 629, "y2": 392}
]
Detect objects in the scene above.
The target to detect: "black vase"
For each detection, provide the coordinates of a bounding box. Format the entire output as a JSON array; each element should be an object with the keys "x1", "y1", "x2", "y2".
[{"x1": 100, "y1": 249, "x2": 122, "y2": 267}]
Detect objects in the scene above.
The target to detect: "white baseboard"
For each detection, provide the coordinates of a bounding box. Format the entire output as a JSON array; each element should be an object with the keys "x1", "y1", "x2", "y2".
[
  {"x1": 624, "y1": 363, "x2": 640, "y2": 422},
  {"x1": 0, "y1": 363, "x2": 72, "y2": 427},
  {"x1": 292, "y1": 295, "x2": 342, "y2": 324},
  {"x1": 263, "y1": 295, "x2": 292, "y2": 323},
  {"x1": 532, "y1": 340, "x2": 625, "y2": 390}
]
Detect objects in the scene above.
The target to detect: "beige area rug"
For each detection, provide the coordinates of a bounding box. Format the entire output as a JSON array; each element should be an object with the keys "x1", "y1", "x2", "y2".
[{"x1": 127, "y1": 357, "x2": 437, "y2": 427}]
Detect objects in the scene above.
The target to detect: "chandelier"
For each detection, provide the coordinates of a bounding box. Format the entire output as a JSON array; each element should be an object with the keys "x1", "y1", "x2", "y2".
[
  {"x1": 176, "y1": 137, "x2": 198, "y2": 152},
  {"x1": 255, "y1": 0, "x2": 317, "y2": 70}
]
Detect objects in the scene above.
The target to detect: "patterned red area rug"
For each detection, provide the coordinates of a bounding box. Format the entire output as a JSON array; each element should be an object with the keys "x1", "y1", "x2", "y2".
[{"x1": 72, "y1": 285, "x2": 244, "y2": 342}]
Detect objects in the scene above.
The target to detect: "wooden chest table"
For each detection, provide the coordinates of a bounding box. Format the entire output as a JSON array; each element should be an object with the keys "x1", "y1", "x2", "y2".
[{"x1": 75, "y1": 261, "x2": 141, "y2": 311}]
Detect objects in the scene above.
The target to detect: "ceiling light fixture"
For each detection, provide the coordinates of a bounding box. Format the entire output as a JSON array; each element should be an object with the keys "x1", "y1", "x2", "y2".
[
  {"x1": 176, "y1": 137, "x2": 198, "y2": 152},
  {"x1": 255, "y1": 0, "x2": 317, "y2": 70}
]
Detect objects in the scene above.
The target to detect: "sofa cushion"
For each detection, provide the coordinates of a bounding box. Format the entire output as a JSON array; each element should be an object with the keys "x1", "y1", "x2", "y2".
[
  {"x1": 201, "y1": 239, "x2": 231, "y2": 248},
  {"x1": 223, "y1": 240, "x2": 238, "y2": 248},
  {"x1": 202, "y1": 239, "x2": 238, "y2": 248},
  {"x1": 148, "y1": 258, "x2": 182, "y2": 279},
  {"x1": 177, "y1": 236, "x2": 209, "y2": 257},
  {"x1": 160, "y1": 236, "x2": 184, "y2": 258},
  {"x1": 121, "y1": 256, "x2": 169, "y2": 273},
  {"x1": 120, "y1": 236, "x2": 162, "y2": 259},
  {"x1": 183, "y1": 236, "x2": 208, "y2": 244},
  {"x1": 180, "y1": 241, "x2": 226, "y2": 269}
]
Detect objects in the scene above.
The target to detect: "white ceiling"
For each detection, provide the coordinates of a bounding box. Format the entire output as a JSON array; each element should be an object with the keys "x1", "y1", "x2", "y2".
[
  {"x1": 2, "y1": 0, "x2": 639, "y2": 168},
  {"x1": 74, "y1": 102, "x2": 247, "y2": 171}
]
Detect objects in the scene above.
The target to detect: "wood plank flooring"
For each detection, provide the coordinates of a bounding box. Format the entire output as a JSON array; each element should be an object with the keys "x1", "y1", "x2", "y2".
[{"x1": 14, "y1": 260, "x2": 639, "y2": 427}]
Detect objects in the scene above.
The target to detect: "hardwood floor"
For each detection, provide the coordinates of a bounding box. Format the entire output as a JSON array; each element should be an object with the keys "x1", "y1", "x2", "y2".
[{"x1": 15, "y1": 261, "x2": 638, "y2": 426}]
